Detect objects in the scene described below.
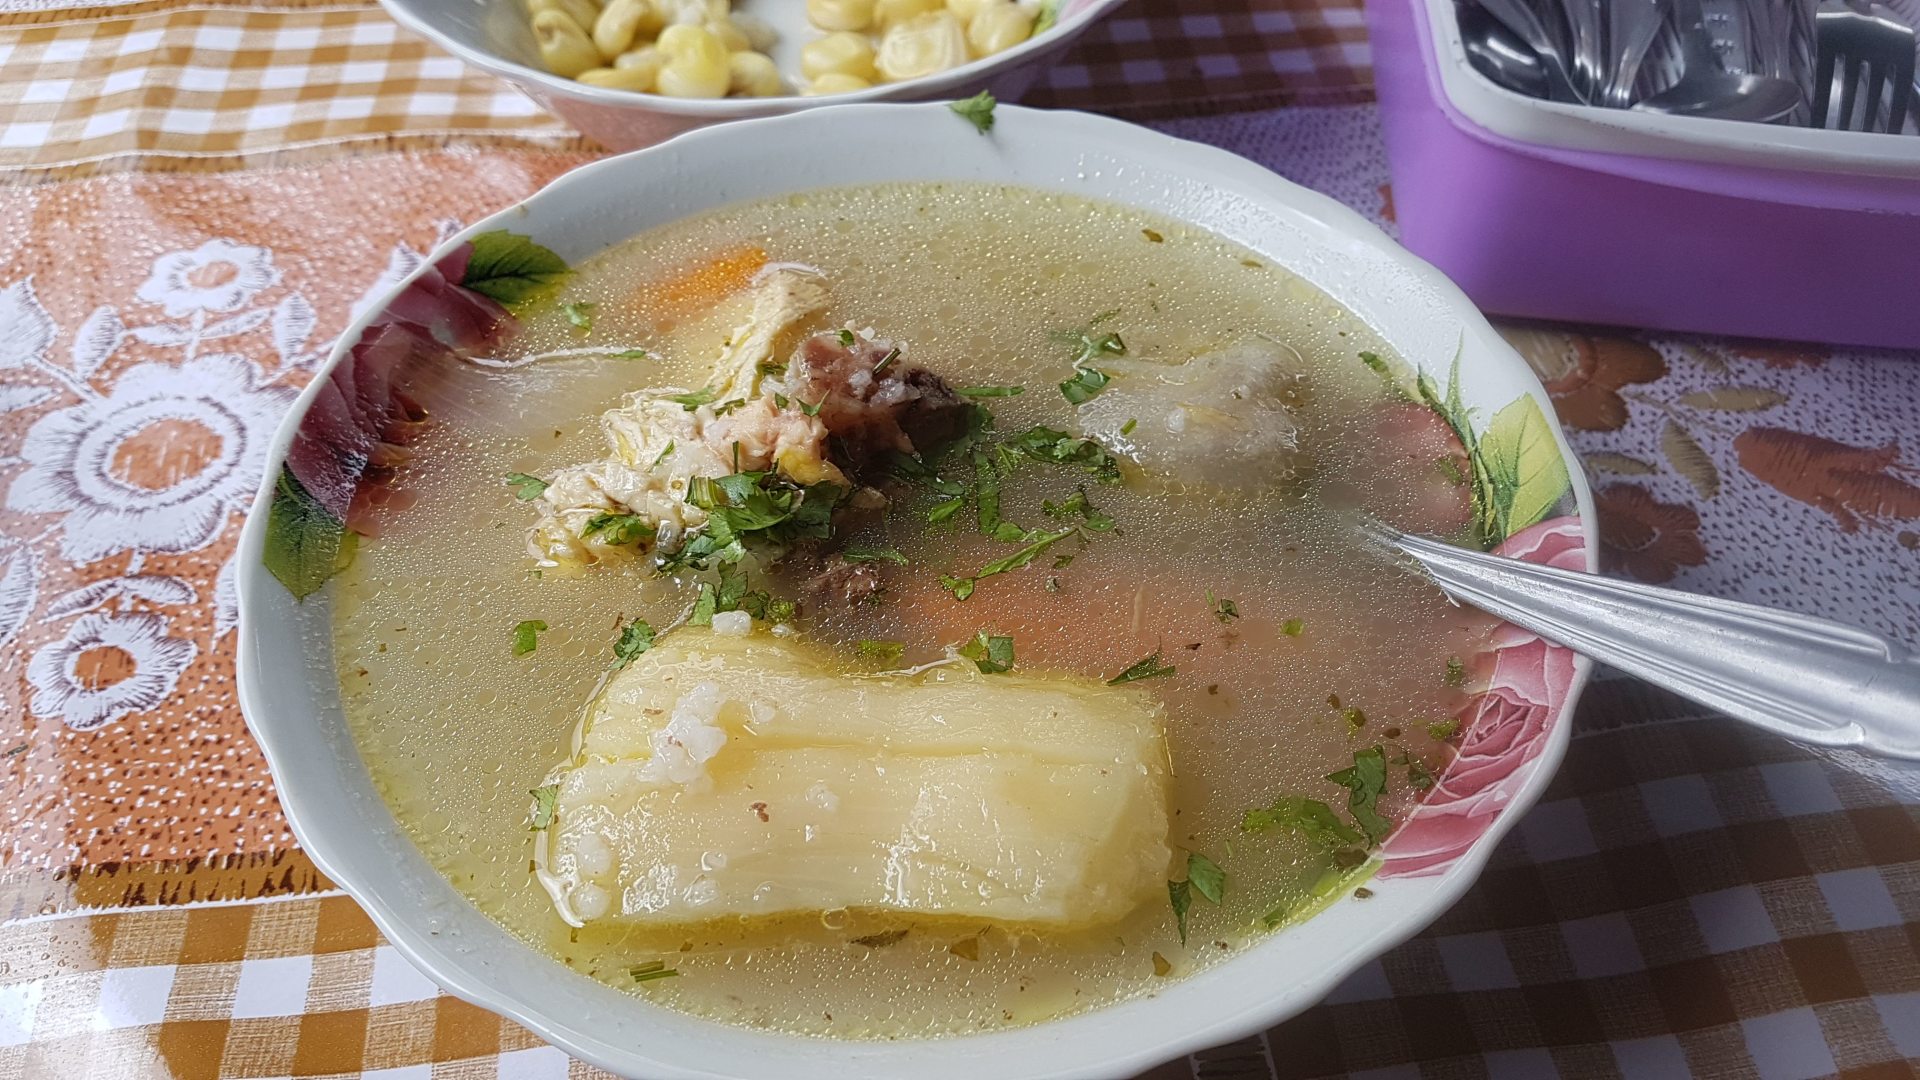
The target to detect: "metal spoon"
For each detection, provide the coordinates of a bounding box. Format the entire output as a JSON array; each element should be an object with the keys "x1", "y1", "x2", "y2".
[
  {"x1": 1368, "y1": 522, "x2": 1920, "y2": 759},
  {"x1": 1632, "y1": 0, "x2": 1805, "y2": 120},
  {"x1": 1471, "y1": 0, "x2": 1588, "y2": 101},
  {"x1": 1459, "y1": 3, "x2": 1554, "y2": 98},
  {"x1": 1604, "y1": 0, "x2": 1670, "y2": 106}
]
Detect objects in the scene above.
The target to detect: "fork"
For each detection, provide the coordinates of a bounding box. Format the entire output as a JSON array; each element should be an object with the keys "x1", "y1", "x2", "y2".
[
  {"x1": 1812, "y1": 3, "x2": 1917, "y2": 133},
  {"x1": 1363, "y1": 521, "x2": 1920, "y2": 759}
]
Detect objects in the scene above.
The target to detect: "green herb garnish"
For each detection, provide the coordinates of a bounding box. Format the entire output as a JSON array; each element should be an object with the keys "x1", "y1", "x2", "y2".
[
  {"x1": 581, "y1": 512, "x2": 654, "y2": 546},
  {"x1": 611, "y1": 348, "x2": 650, "y2": 359},
  {"x1": 1168, "y1": 879, "x2": 1192, "y2": 943},
  {"x1": 798, "y1": 396, "x2": 826, "y2": 417},
  {"x1": 1358, "y1": 350, "x2": 1388, "y2": 378},
  {"x1": 1281, "y1": 618, "x2": 1304, "y2": 637},
  {"x1": 672, "y1": 471, "x2": 844, "y2": 570},
  {"x1": 630, "y1": 960, "x2": 679, "y2": 984},
  {"x1": 1168, "y1": 851, "x2": 1225, "y2": 943},
  {"x1": 850, "y1": 928, "x2": 909, "y2": 948},
  {"x1": 758, "y1": 360, "x2": 787, "y2": 377},
  {"x1": 858, "y1": 639, "x2": 905, "y2": 662},
  {"x1": 836, "y1": 329, "x2": 857, "y2": 346},
  {"x1": 712, "y1": 398, "x2": 748, "y2": 417},
  {"x1": 666, "y1": 386, "x2": 719, "y2": 410},
  {"x1": 1059, "y1": 366, "x2": 1111, "y2": 405},
  {"x1": 1043, "y1": 488, "x2": 1114, "y2": 531},
  {"x1": 1207, "y1": 590, "x2": 1238, "y2": 623},
  {"x1": 564, "y1": 301, "x2": 595, "y2": 331},
  {"x1": 528, "y1": 784, "x2": 559, "y2": 831},
  {"x1": 650, "y1": 441, "x2": 675, "y2": 470},
  {"x1": 1443, "y1": 656, "x2": 1466, "y2": 686},
  {"x1": 1001, "y1": 426, "x2": 1122, "y2": 483},
  {"x1": 975, "y1": 527, "x2": 1076, "y2": 579},
  {"x1": 949, "y1": 90, "x2": 996, "y2": 133},
  {"x1": 512, "y1": 619, "x2": 547, "y2": 657},
  {"x1": 1242, "y1": 796, "x2": 1360, "y2": 848},
  {"x1": 1406, "y1": 756, "x2": 1435, "y2": 791},
  {"x1": 612, "y1": 619, "x2": 655, "y2": 668},
  {"x1": 1055, "y1": 313, "x2": 1127, "y2": 366},
  {"x1": 957, "y1": 385, "x2": 1024, "y2": 398},
  {"x1": 1120, "y1": 417, "x2": 1138, "y2": 436},
  {"x1": 928, "y1": 497, "x2": 965, "y2": 524},
  {"x1": 504, "y1": 472, "x2": 548, "y2": 501},
  {"x1": 843, "y1": 547, "x2": 908, "y2": 565},
  {"x1": 959, "y1": 631, "x2": 1015, "y2": 674},
  {"x1": 1428, "y1": 718, "x2": 1460, "y2": 741},
  {"x1": 940, "y1": 575, "x2": 976, "y2": 601},
  {"x1": 872, "y1": 347, "x2": 900, "y2": 377},
  {"x1": 1327, "y1": 746, "x2": 1391, "y2": 843},
  {"x1": 1108, "y1": 652, "x2": 1175, "y2": 684}
]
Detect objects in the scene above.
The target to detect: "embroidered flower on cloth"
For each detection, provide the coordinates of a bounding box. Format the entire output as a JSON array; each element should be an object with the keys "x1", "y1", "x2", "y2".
[
  {"x1": 5, "y1": 354, "x2": 296, "y2": 563},
  {"x1": 27, "y1": 611, "x2": 198, "y2": 732},
  {"x1": 135, "y1": 239, "x2": 280, "y2": 318}
]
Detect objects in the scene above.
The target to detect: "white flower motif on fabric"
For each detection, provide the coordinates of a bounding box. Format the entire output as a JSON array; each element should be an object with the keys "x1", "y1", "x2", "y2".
[
  {"x1": 27, "y1": 611, "x2": 197, "y2": 732},
  {"x1": 5, "y1": 354, "x2": 297, "y2": 563},
  {"x1": 135, "y1": 239, "x2": 281, "y2": 318}
]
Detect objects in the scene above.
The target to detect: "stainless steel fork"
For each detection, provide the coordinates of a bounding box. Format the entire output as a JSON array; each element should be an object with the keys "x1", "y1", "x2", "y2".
[{"x1": 1813, "y1": 4, "x2": 1917, "y2": 132}]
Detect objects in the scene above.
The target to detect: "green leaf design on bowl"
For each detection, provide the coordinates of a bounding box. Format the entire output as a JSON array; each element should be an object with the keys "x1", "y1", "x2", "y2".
[{"x1": 460, "y1": 231, "x2": 572, "y2": 309}]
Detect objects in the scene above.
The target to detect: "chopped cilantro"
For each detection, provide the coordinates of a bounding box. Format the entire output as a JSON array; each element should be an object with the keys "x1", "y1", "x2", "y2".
[
  {"x1": 1207, "y1": 589, "x2": 1238, "y2": 623},
  {"x1": 949, "y1": 90, "x2": 996, "y2": 133},
  {"x1": 1358, "y1": 350, "x2": 1388, "y2": 377},
  {"x1": 1059, "y1": 366, "x2": 1111, "y2": 405},
  {"x1": 581, "y1": 512, "x2": 654, "y2": 546},
  {"x1": 666, "y1": 386, "x2": 719, "y2": 410},
  {"x1": 1242, "y1": 796, "x2": 1360, "y2": 848},
  {"x1": 843, "y1": 547, "x2": 907, "y2": 565},
  {"x1": 504, "y1": 472, "x2": 548, "y2": 501},
  {"x1": 1186, "y1": 852, "x2": 1226, "y2": 904},
  {"x1": 650, "y1": 441, "x2": 675, "y2": 470},
  {"x1": 1343, "y1": 705, "x2": 1367, "y2": 735},
  {"x1": 957, "y1": 385, "x2": 1024, "y2": 398},
  {"x1": 1406, "y1": 756, "x2": 1435, "y2": 791},
  {"x1": 773, "y1": 393, "x2": 789, "y2": 409},
  {"x1": 688, "y1": 565, "x2": 792, "y2": 627},
  {"x1": 1327, "y1": 746, "x2": 1391, "y2": 843},
  {"x1": 940, "y1": 575, "x2": 976, "y2": 601},
  {"x1": 512, "y1": 619, "x2": 547, "y2": 656},
  {"x1": 612, "y1": 619, "x2": 655, "y2": 668},
  {"x1": 1120, "y1": 417, "x2": 1138, "y2": 436},
  {"x1": 976, "y1": 527, "x2": 1076, "y2": 578},
  {"x1": 630, "y1": 960, "x2": 679, "y2": 983},
  {"x1": 758, "y1": 360, "x2": 787, "y2": 377},
  {"x1": 1002, "y1": 426, "x2": 1122, "y2": 483},
  {"x1": 887, "y1": 451, "x2": 967, "y2": 496},
  {"x1": 672, "y1": 471, "x2": 844, "y2": 571},
  {"x1": 798, "y1": 396, "x2": 826, "y2": 417},
  {"x1": 1043, "y1": 488, "x2": 1114, "y2": 531},
  {"x1": 850, "y1": 928, "x2": 909, "y2": 948},
  {"x1": 1168, "y1": 851, "x2": 1225, "y2": 943},
  {"x1": 1054, "y1": 313, "x2": 1127, "y2": 366},
  {"x1": 1443, "y1": 656, "x2": 1466, "y2": 686},
  {"x1": 610, "y1": 347, "x2": 650, "y2": 359},
  {"x1": 1428, "y1": 718, "x2": 1460, "y2": 741},
  {"x1": 1108, "y1": 652, "x2": 1175, "y2": 684},
  {"x1": 927, "y1": 497, "x2": 965, "y2": 524},
  {"x1": 836, "y1": 328, "x2": 857, "y2": 346},
  {"x1": 959, "y1": 631, "x2": 1015, "y2": 674},
  {"x1": 872, "y1": 347, "x2": 901, "y2": 376},
  {"x1": 1281, "y1": 618, "x2": 1305, "y2": 637},
  {"x1": 528, "y1": 784, "x2": 559, "y2": 831},
  {"x1": 564, "y1": 301, "x2": 595, "y2": 331},
  {"x1": 712, "y1": 398, "x2": 748, "y2": 417}
]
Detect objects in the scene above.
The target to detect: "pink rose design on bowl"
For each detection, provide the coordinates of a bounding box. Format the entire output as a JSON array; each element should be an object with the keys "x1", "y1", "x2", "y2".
[{"x1": 1378, "y1": 516, "x2": 1587, "y2": 879}]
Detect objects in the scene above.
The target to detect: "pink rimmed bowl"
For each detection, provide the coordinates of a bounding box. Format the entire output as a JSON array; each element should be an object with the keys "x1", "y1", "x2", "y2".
[{"x1": 235, "y1": 102, "x2": 1598, "y2": 1079}]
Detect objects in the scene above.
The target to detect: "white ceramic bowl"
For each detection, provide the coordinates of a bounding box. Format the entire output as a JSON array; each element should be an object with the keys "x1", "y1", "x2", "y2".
[
  {"x1": 378, "y1": 0, "x2": 1123, "y2": 149},
  {"x1": 237, "y1": 103, "x2": 1598, "y2": 1080}
]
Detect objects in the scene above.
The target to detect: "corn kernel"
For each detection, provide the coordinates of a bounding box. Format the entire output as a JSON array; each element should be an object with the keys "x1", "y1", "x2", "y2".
[
  {"x1": 728, "y1": 50, "x2": 784, "y2": 96},
  {"x1": 800, "y1": 31, "x2": 878, "y2": 80},
  {"x1": 533, "y1": 9, "x2": 602, "y2": 76},
  {"x1": 805, "y1": 72, "x2": 874, "y2": 94},
  {"x1": 806, "y1": 0, "x2": 875, "y2": 31},
  {"x1": 965, "y1": 1, "x2": 1033, "y2": 56}
]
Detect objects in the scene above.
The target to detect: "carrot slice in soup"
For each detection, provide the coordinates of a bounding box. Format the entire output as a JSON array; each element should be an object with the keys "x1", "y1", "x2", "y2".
[{"x1": 638, "y1": 246, "x2": 768, "y2": 316}]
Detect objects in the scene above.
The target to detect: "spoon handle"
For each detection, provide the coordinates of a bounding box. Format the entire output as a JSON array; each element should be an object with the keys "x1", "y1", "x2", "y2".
[{"x1": 1378, "y1": 528, "x2": 1920, "y2": 758}]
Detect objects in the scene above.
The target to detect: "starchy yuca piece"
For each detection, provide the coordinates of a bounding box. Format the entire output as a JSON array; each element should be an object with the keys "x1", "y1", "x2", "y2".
[{"x1": 536, "y1": 630, "x2": 1172, "y2": 929}]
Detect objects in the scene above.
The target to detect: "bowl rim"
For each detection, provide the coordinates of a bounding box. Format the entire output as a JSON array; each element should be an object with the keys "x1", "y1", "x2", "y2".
[
  {"x1": 374, "y1": 0, "x2": 1128, "y2": 116},
  {"x1": 235, "y1": 101, "x2": 1597, "y2": 1079}
]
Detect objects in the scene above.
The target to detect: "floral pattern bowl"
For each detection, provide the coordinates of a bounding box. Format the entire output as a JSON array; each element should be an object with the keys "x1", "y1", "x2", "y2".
[{"x1": 234, "y1": 102, "x2": 1598, "y2": 1079}]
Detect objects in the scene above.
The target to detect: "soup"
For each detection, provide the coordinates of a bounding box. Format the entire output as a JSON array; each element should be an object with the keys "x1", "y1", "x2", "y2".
[{"x1": 330, "y1": 182, "x2": 1494, "y2": 1038}]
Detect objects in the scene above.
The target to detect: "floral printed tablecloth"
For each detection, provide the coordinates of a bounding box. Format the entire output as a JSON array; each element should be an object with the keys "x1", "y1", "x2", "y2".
[{"x1": 2, "y1": 1, "x2": 1919, "y2": 1077}]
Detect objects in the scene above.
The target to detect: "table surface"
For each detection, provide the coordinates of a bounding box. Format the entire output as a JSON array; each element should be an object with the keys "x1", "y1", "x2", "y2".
[{"x1": 2, "y1": 1, "x2": 1919, "y2": 1077}]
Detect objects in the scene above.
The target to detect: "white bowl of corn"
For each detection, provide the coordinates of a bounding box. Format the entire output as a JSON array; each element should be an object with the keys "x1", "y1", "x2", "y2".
[{"x1": 377, "y1": 0, "x2": 1122, "y2": 149}]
